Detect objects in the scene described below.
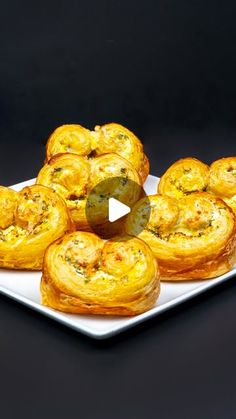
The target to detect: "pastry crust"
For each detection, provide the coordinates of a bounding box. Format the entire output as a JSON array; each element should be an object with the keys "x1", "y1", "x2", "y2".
[
  {"x1": 45, "y1": 123, "x2": 149, "y2": 183},
  {"x1": 45, "y1": 124, "x2": 94, "y2": 162},
  {"x1": 158, "y1": 157, "x2": 209, "y2": 198},
  {"x1": 41, "y1": 232, "x2": 160, "y2": 315},
  {"x1": 36, "y1": 152, "x2": 142, "y2": 235},
  {"x1": 0, "y1": 185, "x2": 74, "y2": 270},
  {"x1": 126, "y1": 193, "x2": 236, "y2": 280},
  {"x1": 158, "y1": 156, "x2": 236, "y2": 214},
  {"x1": 209, "y1": 157, "x2": 236, "y2": 215},
  {"x1": 94, "y1": 123, "x2": 149, "y2": 183}
]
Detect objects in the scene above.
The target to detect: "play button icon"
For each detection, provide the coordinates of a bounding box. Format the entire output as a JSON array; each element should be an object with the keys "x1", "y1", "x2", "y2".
[
  {"x1": 86, "y1": 176, "x2": 151, "y2": 239},
  {"x1": 108, "y1": 198, "x2": 130, "y2": 222}
]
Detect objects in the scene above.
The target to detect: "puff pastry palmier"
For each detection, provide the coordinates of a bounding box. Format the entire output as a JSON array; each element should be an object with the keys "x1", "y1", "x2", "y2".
[
  {"x1": 158, "y1": 157, "x2": 209, "y2": 198},
  {"x1": 158, "y1": 156, "x2": 236, "y2": 214},
  {"x1": 126, "y1": 193, "x2": 236, "y2": 280},
  {"x1": 45, "y1": 123, "x2": 149, "y2": 183},
  {"x1": 41, "y1": 232, "x2": 160, "y2": 315},
  {"x1": 36, "y1": 152, "x2": 142, "y2": 235},
  {"x1": 0, "y1": 185, "x2": 73, "y2": 270}
]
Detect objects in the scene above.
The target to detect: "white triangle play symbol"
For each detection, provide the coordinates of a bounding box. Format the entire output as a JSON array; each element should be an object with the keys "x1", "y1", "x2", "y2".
[{"x1": 108, "y1": 197, "x2": 131, "y2": 222}]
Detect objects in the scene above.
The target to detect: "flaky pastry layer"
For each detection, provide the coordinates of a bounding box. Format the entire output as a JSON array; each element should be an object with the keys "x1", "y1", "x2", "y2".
[
  {"x1": 41, "y1": 232, "x2": 160, "y2": 315},
  {"x1": 37, "y1": 152, "x2": 142, "y2": 235},
  {"x1": 45, "y1": 123, "x2": 149, "y2": 183},
  {"x1": 0, "y1": 185, "x2": 74, "y2": 270},
  {"x1": 158, "y1": 156, "x2": 236, "y2": 214},
  {"x1": 126, "y1": 193, "x2": 236, "y2": 280}
]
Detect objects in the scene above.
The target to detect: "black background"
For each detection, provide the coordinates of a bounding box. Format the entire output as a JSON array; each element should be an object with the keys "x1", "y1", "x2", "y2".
[{"x1": 0, "y1": 1, "x2": 236, "y2": 418}]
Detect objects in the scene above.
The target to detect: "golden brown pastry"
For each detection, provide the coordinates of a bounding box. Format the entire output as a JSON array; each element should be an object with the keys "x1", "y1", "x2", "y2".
[
  {"x1": 45, "y1": 124, "x2": 94, "y2": 161},
  {"x1": 126, "y1": 193, "x2": 236, "y2": 280},
  {"x1": 0, "y1": 185, "x2": 74, "y2": 270},
  {"x1": 41, "y1": 231, "x2": 160, "y2": 315},
  {"x1": 45, "y1": 123, "x2": 149, "y2": 183},
  {"x1": 36, "y1": 152, "x2": 142, "y2": 236},
  {"x1": 94, "y1": 123, "x2": 149, "y2": 183},
  {"x1": 209, "y1": 157, "x2": 236, "y2": 215},
  {"x1": 158, "y1": 156, "x2": 236, "y2": 214},
  {"x1": 158, "y1": 157, "x2": 209, "y2": 198}
]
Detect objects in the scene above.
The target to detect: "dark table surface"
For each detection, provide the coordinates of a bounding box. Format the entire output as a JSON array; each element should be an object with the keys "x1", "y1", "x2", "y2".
[{"x1": 0, "y1": 130, "x2": 235, "y2": 419}]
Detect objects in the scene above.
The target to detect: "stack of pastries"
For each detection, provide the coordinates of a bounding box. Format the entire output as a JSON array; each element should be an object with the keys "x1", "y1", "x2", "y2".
[{"x1": 0, "y1": 122, "x2": 235, "y2": 316}]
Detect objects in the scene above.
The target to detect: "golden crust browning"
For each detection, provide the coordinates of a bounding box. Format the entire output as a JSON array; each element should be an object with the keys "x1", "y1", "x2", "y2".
[
  {"x1": 0, "y1": 185, "x2": 74, "y2": 270},
  {"x1": 158, "y1": 156, "x2": 236, "y2": 214},
  {"x1": 94, "y1": 123, "x2": 149, "y2": 183},
  {"x1": 209, "y1": 157, "x2": 236, "y2": 214},
  {"x1": 45, "y1": 123, "x2": 149, "y2": 183},
  {"x1": 126, "y1": 193, "x2": 236, "y2": 280},
  {"x1": 41, "y1": 232, "x2": 160, "y2": 315},
  {"x1": 45, "y1": 124, "x2": 94, "y2": 162},
  {"x1": 158, "y1": 157, "x2": 209, "y2": 198},
  {"x1": 36, "y1": 152, "x2": 142, "y2": 234}
]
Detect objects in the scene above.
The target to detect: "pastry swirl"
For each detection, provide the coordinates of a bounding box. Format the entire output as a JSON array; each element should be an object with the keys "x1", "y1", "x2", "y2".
[
  {"x1": 41, "y1": 231, "x2": 160, "y2": 315},
  {"x1": 158, "y1": 157, "x2": 209, "y2": 198},
  {"x1": 158, "y1": 157, "x2": 236, "y2": 214},
  {"x1": 0, "y1": 185, "x2": 73, "y2": 270},
  {"x1": 45, "y1": 123, "x2": 149, "y2": 183},
  {"x1": 126, "y1": 193, "x2": 236, "y2": 280},
  {"x1": 209, "y1": 157, "x2": 236, "y2": 214},
  {"x1": 36, "y1": 152, "x2": 142, "y2": 235},
  {"x1": 94, "y1": 123, "x2": 149, "y2": 183},
  {"x1": 45, "y1": 124, "x2": 94, "y2": 161}
]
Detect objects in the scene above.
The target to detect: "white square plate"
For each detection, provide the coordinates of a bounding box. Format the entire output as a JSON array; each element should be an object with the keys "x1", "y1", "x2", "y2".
[{"x1": 0, "y1": 176, "x2": 235, "y2": 339}]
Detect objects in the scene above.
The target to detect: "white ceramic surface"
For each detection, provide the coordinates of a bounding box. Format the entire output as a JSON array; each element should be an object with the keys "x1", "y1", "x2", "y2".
[{"x1": 0, "y1": 176, "x2": 235, "y2": 339}]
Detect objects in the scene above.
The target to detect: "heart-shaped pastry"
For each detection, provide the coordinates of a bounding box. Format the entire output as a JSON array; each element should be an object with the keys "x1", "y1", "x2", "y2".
[
  {"x1": 158, "y1": 157, "x2": 236, "y2": 214},
  {"x1": 36, "y1": 152, "x2": 142, "y2": 236},
  {"x1": 0, "y1": 185, "x2": 74, "y2": 270},
  {"x1": 126, "y1": 192, "x2": 236, "y2": 280},
  {"x1": 45, "y1": 122, "x2": 149, "y2": 183},
  {"x1": 41, "y1": 231, "x2": 160, "y2": 315}
]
